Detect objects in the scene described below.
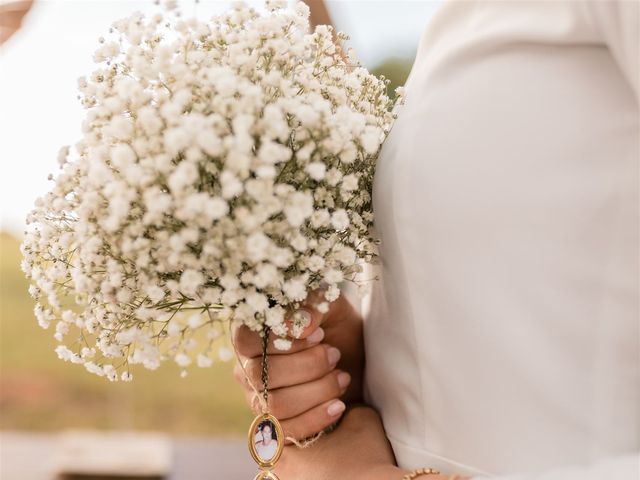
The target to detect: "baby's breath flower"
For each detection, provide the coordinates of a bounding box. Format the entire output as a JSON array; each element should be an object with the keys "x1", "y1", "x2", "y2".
[
  {"x1": 274, "y1": 338, "x2": 292, "y2": 351},
  {"x1": 218, "y1": 346, "x2": 234, "y2": 362},
  {"x1": 197, "y1": 354, "x2": 214, "y2": 368},
  {"x1": 174, "y1": 353, "x2": 192, "y2": 368},
  {"x1": 22, "y1": 0, "x2": 399, "y2": 380}
]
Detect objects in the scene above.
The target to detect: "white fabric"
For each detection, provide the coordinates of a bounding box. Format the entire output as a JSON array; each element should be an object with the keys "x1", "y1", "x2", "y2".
[{"x1": 361, "y1": 1, "x2": 639, "y2": 478}]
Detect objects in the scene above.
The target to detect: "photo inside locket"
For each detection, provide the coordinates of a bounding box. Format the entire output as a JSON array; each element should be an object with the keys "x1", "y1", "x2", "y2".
[{"x1": 254, "y1": 419, "x2": 278, "y2": 461}]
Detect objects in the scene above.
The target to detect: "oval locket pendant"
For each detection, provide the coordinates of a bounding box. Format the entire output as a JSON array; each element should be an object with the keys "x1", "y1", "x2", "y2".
[{"x1": 249, "y1": 412, "x2": 284, "y2": 479}]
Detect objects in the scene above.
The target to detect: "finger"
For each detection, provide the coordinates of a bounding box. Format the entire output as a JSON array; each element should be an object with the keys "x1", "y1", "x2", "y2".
[
  {"x1": 264, "y1": 369, "x2": 351, "y2": 420},
  {"x1": 283, "y1": 287, "x2": 332, "y2": 339},
  {"x1": 240, "y1": 343, "x2": 341, "y2": 390},
  {"x1": 233, "y1": 323, "x2": 326, "y2": 358},
  {"x1": 238, "y1": 369, "x2": 351, "y2": 418},
  {"x1": 284, "y1": 307, "x2": 319, "y2": 340},
  {"x1": 280, "y1": 398, "x2": 347, "y2": 444}
]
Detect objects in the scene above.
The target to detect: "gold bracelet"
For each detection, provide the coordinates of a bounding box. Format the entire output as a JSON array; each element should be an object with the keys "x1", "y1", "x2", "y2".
[{"x1": 402, "y1": 467, "x2": 440, "y2": 479}]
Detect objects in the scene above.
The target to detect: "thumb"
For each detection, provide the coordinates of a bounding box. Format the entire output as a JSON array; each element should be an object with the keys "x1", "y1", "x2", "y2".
[
  {"x1": 285, "y1": 289, "x2": 330, "y2": 339},
  {"x1": 286, "y1": 306, "x2": 327, "y2": 340}
]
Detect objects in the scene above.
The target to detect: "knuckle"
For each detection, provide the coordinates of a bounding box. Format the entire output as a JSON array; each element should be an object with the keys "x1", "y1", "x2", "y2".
[
  {"x1": 234, "y1": 333, "x2": 251, "y2": 356},
  {"x1": 313, "y1": 344, "x2": 330, "y2": 370}
]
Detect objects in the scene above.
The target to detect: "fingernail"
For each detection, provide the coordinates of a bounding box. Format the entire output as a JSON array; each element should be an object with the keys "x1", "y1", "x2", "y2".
[
  {"x1": 291, "y1": 309, "x2": 312, "y2": 338},
  {"x1": 327, "y1": 346, "x2": 341, "y2": 365},
  {"x1": 293, "y1": 309, "x2": 312, "y2": 327},
  {"x1": 327, "y1": 400, "x2": 346, "y2": 416},
  {"x1": 337, "y1": 371, "x2": 351, "y2": 389},
  {"x1": 307, "y1": 327, "x2": 325, "y2": 344}
]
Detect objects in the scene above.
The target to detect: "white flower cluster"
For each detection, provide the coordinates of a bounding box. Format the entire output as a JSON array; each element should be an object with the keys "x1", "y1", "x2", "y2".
[{"x1": 21, "y1": 0, "x2": 400, "y2": 380}]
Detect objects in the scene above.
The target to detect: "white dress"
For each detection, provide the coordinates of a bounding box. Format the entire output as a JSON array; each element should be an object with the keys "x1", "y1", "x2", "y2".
[{"x1": 360, "y1": 1, "x2": 639, "y2": 478}]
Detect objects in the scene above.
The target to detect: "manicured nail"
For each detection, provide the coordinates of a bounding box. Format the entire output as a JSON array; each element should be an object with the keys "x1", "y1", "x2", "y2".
[
  {"x1": 327, "y1": 346, "x2": 341, "y2": 365},
  {"x1": 327, "y1": 400, "x2": 346, "y2": 416},
  {"x1": 293, "y1": 309, "x2": 312, "y2": 326},
  {"x1": 291, "y1": 309, "x2": 312, "y2": 338},
  {"x1": 307, "y1": 327, "x2": 325, "y2": 344},
  {"x1": 337, "y1": 371, "x2": 351, "y2": 389}
]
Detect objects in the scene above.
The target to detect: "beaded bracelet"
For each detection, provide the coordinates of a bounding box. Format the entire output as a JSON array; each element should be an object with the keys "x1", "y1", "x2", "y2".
[{"x1": 401, "y1": 467, "x2": 440, "y2": 479}]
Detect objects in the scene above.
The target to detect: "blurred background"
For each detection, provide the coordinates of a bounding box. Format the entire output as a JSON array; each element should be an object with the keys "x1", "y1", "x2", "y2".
[{"x1": 0, "y1": 0, "x2": 438, "y2": 478}]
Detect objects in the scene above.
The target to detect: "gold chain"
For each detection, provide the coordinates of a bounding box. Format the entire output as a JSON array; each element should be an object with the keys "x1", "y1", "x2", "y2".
[
  {"x1": 402, "y1": 467, "x2": 440, "y2": 479},
  {"x1": 261, "y1": 325, "x2": 270, "y2": 406}
]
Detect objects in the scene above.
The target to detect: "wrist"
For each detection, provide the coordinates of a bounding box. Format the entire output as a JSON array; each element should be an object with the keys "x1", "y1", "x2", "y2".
[{"x1": 363, "y1": 463, "x2": 410, "y2": 480}]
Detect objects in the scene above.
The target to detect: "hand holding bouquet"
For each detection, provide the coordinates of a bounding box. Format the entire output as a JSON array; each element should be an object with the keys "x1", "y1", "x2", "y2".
[{"x1": 233, "y1": 288, "x2": 365, "y2": 442}]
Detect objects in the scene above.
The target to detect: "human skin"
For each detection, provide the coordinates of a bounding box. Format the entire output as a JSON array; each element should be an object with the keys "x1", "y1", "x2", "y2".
[
  {"x1": 270, "y1": 404, "x2": 470, "y2": 480},
  {"x1": 233, "y1": 290, "x2": 365, "y2": 442},
  {"x1": 0, "y1": 0, "x2": 34, "y2": 45}
]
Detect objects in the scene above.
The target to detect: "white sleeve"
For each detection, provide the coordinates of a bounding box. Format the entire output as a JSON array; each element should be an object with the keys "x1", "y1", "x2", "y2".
[
  {"x1": 584, "y1": 0, "x2": 640, "y2": 101},
  {"x1": 469, "y1": 454, "x2": 639, "y2": 480}
]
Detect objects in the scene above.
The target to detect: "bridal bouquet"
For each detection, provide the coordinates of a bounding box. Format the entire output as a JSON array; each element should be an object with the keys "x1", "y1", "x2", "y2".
[{"x1": 21, "y1": 0, "x2": 400, "y2": 381}]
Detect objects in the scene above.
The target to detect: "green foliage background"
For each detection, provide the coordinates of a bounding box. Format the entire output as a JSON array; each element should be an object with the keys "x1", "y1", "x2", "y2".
[{"x1": 371, "y1": 56, "x2": 414, "y2": 99}]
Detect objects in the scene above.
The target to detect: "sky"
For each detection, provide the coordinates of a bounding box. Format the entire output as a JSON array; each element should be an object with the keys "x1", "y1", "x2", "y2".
[{"x1": 0, "y1": 0, "x2": 441, "y2": 234}]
